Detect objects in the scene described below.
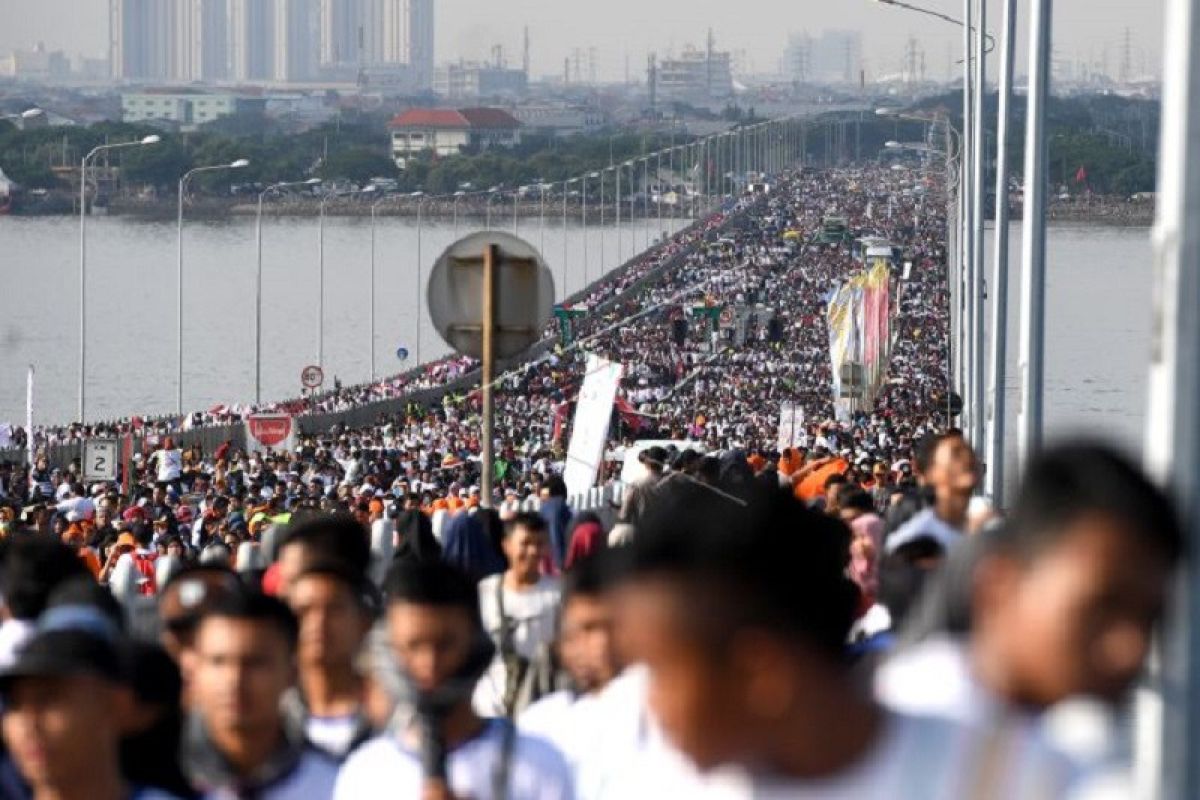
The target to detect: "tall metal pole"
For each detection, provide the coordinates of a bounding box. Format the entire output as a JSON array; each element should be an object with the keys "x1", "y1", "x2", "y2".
[
  {"x1": 539, "y1": 186, "x2": 546, "y2": 254},
  {"x1": 318, "y1": 194, "x2": 328, "y2": 369},
  {"x1": 177, "y1": 161, "x2": 244, "y2": 416},
  {"x1": 642, "y1": 158, "x2": 650, "y2": 250},
  {"x1": 1016, "y1": 0, "x2": 1052, "y2": 473},
  {"x1": 562, "y1": 179, "x2": 569, "y2": 299},
  {"x1": 971, "y1": 0, "x2": 988, "y2": 452},
  {"x1": 962, "y1": 0, "x2": 976, "y2": 441},
  {"x1": 79, "y1": 151, "x2": 89, "y2": 424},
  {"x1": 177, "y1": 174, "x2": 186, "y2": 415},
  {"x1": 599, "y1": 170, "x2": 606, "y2": 277},
  {"x1": 1141, "y1": 0, "x2": 1200, "y2": 794},
  {"x1": 480, "y1": 243, "x2": 498, "y2": 507},
  {"x1": 513, "y1": 188, "x2": 519, "y2": 234},
  {"x1": 79, "y1": 137, "x2": 159, "y2": 424},
  {"x1": 986, "y1": 0, "x2": 1017, "y2": 503},
  {"x1": 416, "y1": 196, "x2": 424, "y2": 365},
  {"x1": 616, "y1": 165, "x2": 622, "y2": 265},
  {"x1": 656, "y1": 150, "x2": 663, "y2": 240},
  {"x1": 256, "y1": 190, "x2": 267, "y2": 404},
  {"x1": 582, "y1": 174, "x2": 589, "y2": 287},
  {"x1": 369, "y1": 198, "x2": 381, "y2": 382}
]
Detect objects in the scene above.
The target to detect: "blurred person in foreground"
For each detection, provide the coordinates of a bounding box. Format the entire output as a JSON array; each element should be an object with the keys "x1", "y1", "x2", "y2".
[
  {"x1": 283, "y1": 562, "x2": 377, "y2": 760},
  {"x1": 518, "y1": 555, "x2": 622, "y2": 797},
  {"x1": 0, "y1": 619, "x2": 188, "y2": 799},
  {"x1": 182, "y1": 591, "x2": 338, "y2": 798},
  {"x1": 876, "y1": 442, "x2": 1182, "y2": 768},
  {"x1": 334, "y1": 560, "x2": 572, "y2": 800},
  {"x1": 609, "y1": 480, "x2": 1075, "y2": 798}
]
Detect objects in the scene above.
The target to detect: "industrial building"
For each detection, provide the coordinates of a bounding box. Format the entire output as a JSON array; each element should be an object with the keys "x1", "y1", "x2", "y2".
[{"x1": 434, "y1": 63, "x2": 527, "y2": 100}]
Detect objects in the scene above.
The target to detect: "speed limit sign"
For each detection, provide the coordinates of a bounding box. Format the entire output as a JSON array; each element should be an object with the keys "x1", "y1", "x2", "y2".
[
  {"x1": 83, "y1": 439, "x2": 119, "y2": 482},
  {"x1": 300, "y1": 365, "x2": 324, "y2": 389}
]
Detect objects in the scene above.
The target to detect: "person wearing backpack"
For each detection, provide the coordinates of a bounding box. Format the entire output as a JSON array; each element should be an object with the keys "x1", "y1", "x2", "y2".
[{"x1": 475, "y1": 513, "x2": 562, "y2": 719}]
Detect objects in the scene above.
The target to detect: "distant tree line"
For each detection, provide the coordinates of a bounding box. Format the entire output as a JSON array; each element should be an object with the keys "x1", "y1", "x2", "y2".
[{"x1": 0, "y1": 92, "x2": 1159, "y2": 199}]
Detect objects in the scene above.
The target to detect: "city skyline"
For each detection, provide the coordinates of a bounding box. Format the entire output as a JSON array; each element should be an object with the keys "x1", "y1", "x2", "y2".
[{"x1": 0, "y1": 0, "x2": 1169, "y2": 84}]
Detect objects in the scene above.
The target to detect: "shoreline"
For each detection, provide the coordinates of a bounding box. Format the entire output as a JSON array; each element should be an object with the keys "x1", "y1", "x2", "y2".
[{"x1": 3, "y1": 205, "x2": 1156, "y2": 228}]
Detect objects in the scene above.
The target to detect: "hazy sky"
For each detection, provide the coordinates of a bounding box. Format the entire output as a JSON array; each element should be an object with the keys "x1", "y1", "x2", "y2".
[{"x1": 0, "y1": 0, "x2": 1166, "y2": 81}]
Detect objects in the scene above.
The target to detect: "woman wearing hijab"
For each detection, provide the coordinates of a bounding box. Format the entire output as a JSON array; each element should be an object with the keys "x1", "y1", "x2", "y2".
[
  {"x1": 391, "y1": 495, "x2": 441, "y2": 564},
  {"x1": 439, "y1": 507, "x2": 506, "y2": 581},
  {"x1": 564, "y1": 511, "x2": 605, "y2": 569}
]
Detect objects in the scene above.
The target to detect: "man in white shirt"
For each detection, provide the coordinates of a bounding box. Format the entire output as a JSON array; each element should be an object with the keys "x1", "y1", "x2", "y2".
[
  {"x1": 607, "y1": 480, "x2": 1075, "y2": 799},
  {"x1": 335, "y1": 560, "x2": 572, "y2": 800},
  {"x1": 475, "y1": 513, "x2": 561, "y2": 718}
]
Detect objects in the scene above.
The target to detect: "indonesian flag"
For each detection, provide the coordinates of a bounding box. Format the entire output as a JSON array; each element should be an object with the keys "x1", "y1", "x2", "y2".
[
  {"x1": 615, "y1": 397, "x2": 651, "y2": 432},
  {"x1": 551, "y1": 402, "x2": 571, "y2": 443},
  {"x1": 1075, "y1": 165, "x2": 1088, "y2": 184}
]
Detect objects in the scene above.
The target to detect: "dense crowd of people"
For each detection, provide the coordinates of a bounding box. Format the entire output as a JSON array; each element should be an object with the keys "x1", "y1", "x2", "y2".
[{"x1": 0, "y1": 164, "x2": 1178, "y2": 798}]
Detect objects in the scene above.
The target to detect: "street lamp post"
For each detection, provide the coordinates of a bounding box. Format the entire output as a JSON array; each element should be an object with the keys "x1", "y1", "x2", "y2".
[
  {"x1": 1017, "y1": 0, "x2": 1054, "y2": 472},
  {"x1": 78, "y1": 134, "x2": 159, "y2": 424},
  {"x1": 655, "y1": 150, "x2": 663, "y2": 240},
  {"x1": 538, "y1": 184, "x2": 547, "y2": 254},
  {"x1": 970, "y1": 0, "x2": 987, "y2": 452},
  {"x1": 642, "y1": 158, "x2": 650, "y2": 250},
  {"x1": 599, "y1": 169, "x2": 607, "y2": 278},
  {"x1": 616, "y1": 164, "x2": 623, "y2": 265},
  {"x1": 316, "y1": 189, "x2": 347, "y2": 370},
  {"x1": 986, "y1": 0, "x2": 1018, "y2": 502},
  {"x1": 369, "y1": 195, "x2": 387, "y2": 384},
  {"x1": 177, "y1": 158, "x2": 248, "y2": 414},
  {"x1": 562, "y1": 178, "x2": 576, "y2": 299},
  {"x1": 257, "y1": 177, "x2": 321, "y2": 405},
  {"x1": 583, "y1": 172, "x2": 598, "y2": 287},
  {"x1": 413, "y1": 191, "x2": 425, "y2": 365}
]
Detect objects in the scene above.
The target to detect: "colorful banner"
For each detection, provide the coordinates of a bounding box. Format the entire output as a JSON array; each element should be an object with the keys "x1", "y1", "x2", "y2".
[{"x1": 828, "y1": 262, "x2": 891, "y2": 406}]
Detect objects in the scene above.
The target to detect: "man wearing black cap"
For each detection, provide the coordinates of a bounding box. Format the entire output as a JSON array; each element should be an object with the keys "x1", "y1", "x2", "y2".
[{"x1": 0, "y1": 624, "x2": 187, "y2": 800}]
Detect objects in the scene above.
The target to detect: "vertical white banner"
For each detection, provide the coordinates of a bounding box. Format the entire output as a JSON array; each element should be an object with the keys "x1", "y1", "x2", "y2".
[
  {"x1": 777, "y1": 403, "x2": 806, "y2": 451},
  {"x1": 563, "y1": 354, "x2": 624, "y2": 497}
]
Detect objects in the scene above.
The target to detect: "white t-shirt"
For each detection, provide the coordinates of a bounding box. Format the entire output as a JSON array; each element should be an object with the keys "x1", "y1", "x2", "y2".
[
  {"x1": 153, "y1": 449, "x2": 183, "y2": 482},
  {"x1": 56, "y1": 495, "x2": 96, "y2": 520},
  {"x1": 874, "y1": 635, "x2": 989, "y2": 726},
  {"x1": 726, "y1": 713, "x2": 1076, "y2": 800},
  {"x1": 306, "y1": 713, "x2": 360, "y2": 759},
  {"x1": 474, "y1": 575, "x2": 561, "y2": 717},
  {"x1": 478, "y1": 575, "x2": 562, "y2": 660},
  {"x1": 333, "y1": 720, "x2": 574, "y2": 800}
]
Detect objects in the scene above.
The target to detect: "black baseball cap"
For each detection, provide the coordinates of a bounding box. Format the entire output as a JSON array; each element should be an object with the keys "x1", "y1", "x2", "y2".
[{"x1": 0, "y1": 628, "x2": 127, "y2": 690}]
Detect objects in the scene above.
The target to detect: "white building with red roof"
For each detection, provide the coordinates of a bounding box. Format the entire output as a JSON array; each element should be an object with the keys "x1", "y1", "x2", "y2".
[{"x1": 387, "y1": 107, "x2": 522, "y2": 167}]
